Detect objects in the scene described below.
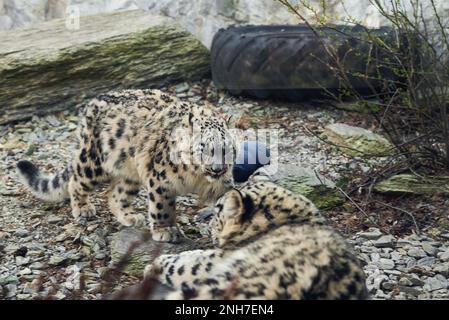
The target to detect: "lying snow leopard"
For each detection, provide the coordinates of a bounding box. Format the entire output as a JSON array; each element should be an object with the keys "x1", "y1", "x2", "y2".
[
  {"x1": 16, "y1": 89, "x2": 234, "y2": 242},
  {"x1": 144, "y1": 180, "x2": 369, "y2": 299}
]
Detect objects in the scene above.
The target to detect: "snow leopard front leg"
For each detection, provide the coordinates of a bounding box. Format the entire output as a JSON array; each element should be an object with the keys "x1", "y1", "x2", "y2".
[
  {"x1": 107, "y1": 178, "x2": 146, "y2": 227},
  {"x1": 146, "y1": 174, "x2": 181, "y2": 242}
]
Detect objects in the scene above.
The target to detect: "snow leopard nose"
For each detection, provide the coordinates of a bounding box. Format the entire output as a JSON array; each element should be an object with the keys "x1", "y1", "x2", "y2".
[{"x1": 211, "y1": 163, "x2": 225, "y2": 174}]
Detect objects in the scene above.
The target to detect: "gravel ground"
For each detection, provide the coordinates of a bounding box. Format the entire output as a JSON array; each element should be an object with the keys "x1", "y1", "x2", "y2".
[{"x1": 0, "y1": 81, "x2": 448, "y2": 300}]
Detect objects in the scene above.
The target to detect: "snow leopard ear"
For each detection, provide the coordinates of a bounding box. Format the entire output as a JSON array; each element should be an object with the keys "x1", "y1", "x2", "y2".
[
  {"x1": 222, "y1": 189, "x2": 254, "y2": 223},
  {"x1": 221, "y1": 189, "x2": 245, "y2": 218}
]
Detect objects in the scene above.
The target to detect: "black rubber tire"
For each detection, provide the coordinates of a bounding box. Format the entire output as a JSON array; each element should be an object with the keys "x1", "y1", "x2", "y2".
[{"x1": 211, "y1": 25, "x2": 398, "y2": 101}]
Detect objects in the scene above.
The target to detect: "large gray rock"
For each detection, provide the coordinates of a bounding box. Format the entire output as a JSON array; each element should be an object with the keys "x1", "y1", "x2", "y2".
[
  {"x1": 0, "y1": 10, "x2": 210, "y2": 124},
  {"x1": 254, "y1": 163, "x2": 344, "y2": 210},
  {"x1": 358, "y1": 228, "x2": 383, "y2": 240},
  {"x1": 423, "y1": 275, "x2": 448, "y2": 292},
  {"x1": 110, "y1": 228, "x2": 201, "y2": 276},
  {"x1": 374, "y1": 174, "x2": 449, "y2": 195},
  {"x1": 323, "y1": 123, "x2": 393, "y2": 157},
  {"x1": 373, "y1": 235, "x2": 396, "y2": 248}
]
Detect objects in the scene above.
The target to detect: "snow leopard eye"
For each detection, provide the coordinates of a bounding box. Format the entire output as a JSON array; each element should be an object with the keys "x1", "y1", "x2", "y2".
[{"x1": 202, "y1": 142, "x2": 214, "y2": 156}]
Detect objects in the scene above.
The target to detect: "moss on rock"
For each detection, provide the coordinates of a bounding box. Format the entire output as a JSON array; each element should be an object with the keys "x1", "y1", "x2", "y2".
[
  {"x1": 374, "y1": 174, "x2": 449, "y2": 195},
  {"x1": 277, "y1": 176, "x2": 344, "y2": 210},
  {"x1": 0, "y1": 10, "x2": 211, "y2": 124},
  {"x1": 110, "y1": 228, "x2": 200, "y2": 277},
  {"x1": 323, "y1": 123, "x2": 393, "y2": 157},
  {"x1": 257, "y1": 164, "x2": 345, "y2": 210}
]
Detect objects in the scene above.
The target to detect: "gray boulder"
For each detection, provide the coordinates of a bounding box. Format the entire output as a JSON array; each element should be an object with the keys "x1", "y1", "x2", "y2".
[
  {"x1": 253, "y1": 163, "x2": 344, "y2": 210},
  {"x1": 374, "y1": 174, "x2": 449, "y2": 195},
  {"x1": 0, "y1": 10, "x2": 210, "y2": 124},
  {"x1": 323, "y1": 123, "x2": 393, "y2": 157},
  {"x1": 110, "y1": 228, "x2": 201, "y2": 276}
]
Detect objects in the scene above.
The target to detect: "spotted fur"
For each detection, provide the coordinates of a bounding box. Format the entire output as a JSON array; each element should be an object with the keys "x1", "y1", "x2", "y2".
[
  {"x1": 144, "y1": 180, "x2": 369, "y2": 299},
  {"x1": 17, "y1": 89, "x2": 234, "y2": 242}
]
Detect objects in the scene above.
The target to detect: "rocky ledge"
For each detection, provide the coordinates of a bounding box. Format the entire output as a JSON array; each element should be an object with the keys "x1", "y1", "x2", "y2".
[{"x1": 0, "y1": 10, "x2": 210, "y2": 124}]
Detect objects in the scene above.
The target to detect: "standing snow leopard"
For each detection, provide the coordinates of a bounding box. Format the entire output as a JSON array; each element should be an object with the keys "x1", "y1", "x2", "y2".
[
  {"x1": 16, "y1": 89, "x2": 235, "y2": 242},
  {"x1": 143, "y1": 178, "x2": 369, "y2": 300}
]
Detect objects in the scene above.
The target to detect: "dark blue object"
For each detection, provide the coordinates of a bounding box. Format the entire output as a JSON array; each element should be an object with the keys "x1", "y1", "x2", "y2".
[{"x1": 232, "y1": 141, "x2": 270, "y2": 183}]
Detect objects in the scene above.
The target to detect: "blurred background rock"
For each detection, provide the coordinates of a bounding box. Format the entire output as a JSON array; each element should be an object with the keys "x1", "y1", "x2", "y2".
[{"x1": 0, "y1": 0, "x2": 447, "y2": 48}]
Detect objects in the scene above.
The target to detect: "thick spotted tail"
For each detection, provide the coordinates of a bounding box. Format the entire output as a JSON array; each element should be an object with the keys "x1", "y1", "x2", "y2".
[{"x1": 16, "y1": 160, "x2": 71, "y2": 202}]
